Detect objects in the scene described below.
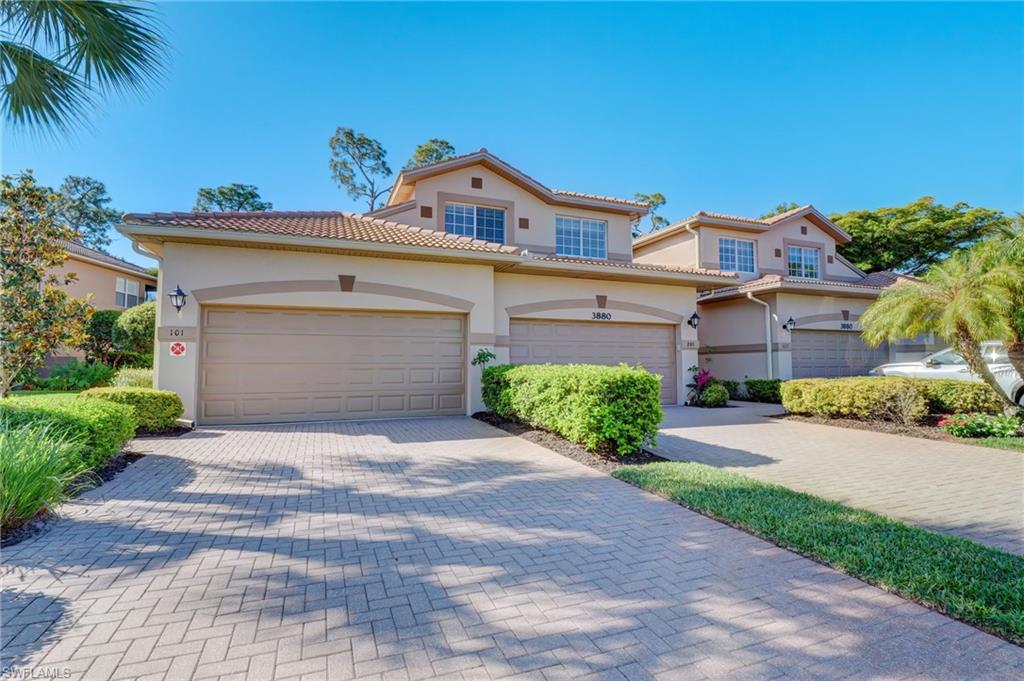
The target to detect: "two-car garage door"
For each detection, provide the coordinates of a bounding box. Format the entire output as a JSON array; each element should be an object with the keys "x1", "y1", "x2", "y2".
[
  {"x1": 791, "y1": 330, "x2": 889, "y2": 379},
  {"x1": 198, "y1": 307, "x2": 466, "y2": 425},
  {"x1": 509, "y1": 319, "x2": 677, "y2": 403}
]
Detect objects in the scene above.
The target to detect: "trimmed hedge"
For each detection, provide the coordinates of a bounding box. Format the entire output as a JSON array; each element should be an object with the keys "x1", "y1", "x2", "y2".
[
  {"x1": 80, "y1": 387, "x2": 183, "y2": 433},
  {"x1": 781, "y1": 376, "x2": 1005, "y2": 422},
  {"x1": 710, "y1": 379, "x2": 740, "y2": 400},
  {"x1": 483, "y1": 363, "x2": 663, "y2": 455},
  {"x1": 698, "y1": 383, "x2": 730, "y2": 408},
  {"x1": 0, "y1": 394, "x2": 136, "y2": 468},
  {"x1": 744, "y1": 378, "x2": 782, "y2": 403},
  {"x1": 112, "y1": 367, "x2": 153, "y2": 388}
]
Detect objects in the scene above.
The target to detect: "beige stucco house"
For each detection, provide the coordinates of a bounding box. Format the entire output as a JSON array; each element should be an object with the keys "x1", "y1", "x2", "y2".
[
  {"x1": 633, "y1": 206, "x2": 939, "y2": 381},
  {"x1": 119, "y1": 149, "x2": 735, "y2": 425}
]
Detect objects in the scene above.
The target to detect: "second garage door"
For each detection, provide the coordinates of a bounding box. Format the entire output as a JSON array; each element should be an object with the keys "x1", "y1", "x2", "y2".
[
  {"x1": 791, "y1": 329, "x2": 889, "y2": 378},
  {"x1": 198, "y1": 306, "x2": 466, "y2": 425},
  {"x1": 509, "y1": 319, "x2": 677, "y2": 403}
]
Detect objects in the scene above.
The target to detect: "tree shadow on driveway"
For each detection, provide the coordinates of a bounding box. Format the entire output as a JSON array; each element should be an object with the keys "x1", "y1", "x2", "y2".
[{"x1": 2, "y1": 417, "x2": 1021, "y2": 680}]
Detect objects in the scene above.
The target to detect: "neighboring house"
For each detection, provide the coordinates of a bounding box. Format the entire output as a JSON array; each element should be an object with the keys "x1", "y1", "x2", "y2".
[
  {"x1": 118, "y1": 149, "x2": 736, "y2": 425},
  {"x1": 633, "y1": 206, "x2": 941, "y2": 381},
  {"x1": 58, "y1": 241, "x2": 158, "y2": 309},
  {"x1": 48, "y1": 241, "x2": 158, "y2": 367}
]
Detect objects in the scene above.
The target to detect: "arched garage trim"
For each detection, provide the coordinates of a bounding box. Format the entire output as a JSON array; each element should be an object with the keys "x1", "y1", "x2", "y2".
[
  {"x1": 190, "y1": 276, "x2": 475, "y2": 311},
  {"x1": 505, "y1": 296, "x2": 683, "y2": 323}
]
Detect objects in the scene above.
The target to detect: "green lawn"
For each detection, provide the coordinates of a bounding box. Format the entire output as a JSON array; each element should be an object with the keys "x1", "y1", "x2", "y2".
[
  {"x1": 8, "y1": 391, "x2": 79, "y2": 399},
  {"x1": 974, "y1": 437, "x2": 1024, "y2": 452},
  {"x1": 613, "y1": 461, "x2": 1024, "y2": 644}
]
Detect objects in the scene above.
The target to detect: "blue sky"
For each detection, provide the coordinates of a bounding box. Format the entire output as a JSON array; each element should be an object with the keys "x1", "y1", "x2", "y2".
[{"x1": 4, "y1": 1, "x2": 1022, "y2": 266}]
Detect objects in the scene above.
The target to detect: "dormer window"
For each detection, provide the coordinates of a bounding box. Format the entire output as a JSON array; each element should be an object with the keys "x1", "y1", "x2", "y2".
[
  {"x1": 718, "y1": 237, "x2": 756, "y2": 273},
  {"x1": 788, "y1": 246, "x2": 821, "y2": 279},
  {"x1": 556, "y1": 216, "x2": 606, "y2": 259},
  {"x1": 444, "y1": 202, "x2": 505, "y2": 243}
]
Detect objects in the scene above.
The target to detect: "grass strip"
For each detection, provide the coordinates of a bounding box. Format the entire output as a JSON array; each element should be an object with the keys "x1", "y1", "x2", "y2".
[
  {"x1": 612, "y1": 461, "x2": 1024, "y2": 644},
  {"x1": 974, "y1": 437, "x2": 1024, "y2": 453}
]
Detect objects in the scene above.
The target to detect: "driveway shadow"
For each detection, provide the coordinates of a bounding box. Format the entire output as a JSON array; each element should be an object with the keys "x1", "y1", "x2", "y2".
[{"x1": 2, "y1": 418, "x2": 1019, "y2": 679}]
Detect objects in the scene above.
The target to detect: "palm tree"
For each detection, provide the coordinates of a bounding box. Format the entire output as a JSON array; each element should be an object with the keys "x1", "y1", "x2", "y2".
[
  {"x1": 860, "y1": 247, "x2": 1018, "y2": 410},
  {"x1": 1, "y1": 1, "x2": 163, "y2": 134},
  {"x1": 983, "y1": 218, "x2": 1024, "y2": 380}
]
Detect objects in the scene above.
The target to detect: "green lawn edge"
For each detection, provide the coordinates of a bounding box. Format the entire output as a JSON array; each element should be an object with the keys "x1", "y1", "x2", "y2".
[
  {"x1": 974, "y1": 437, "x2": 1024, "y2": 453},
  {"x1": 612, "y1": 462, "x2": 1024, "y2": 645}
]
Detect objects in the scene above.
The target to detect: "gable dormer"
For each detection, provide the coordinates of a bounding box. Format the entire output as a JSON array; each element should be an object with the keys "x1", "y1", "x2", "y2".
[
  {"x1": 633, "y1": 205, "x2": 865, "y2": 282},
  {"x1": 367, "y1": 149, "x2": 647, "y2": 262}
]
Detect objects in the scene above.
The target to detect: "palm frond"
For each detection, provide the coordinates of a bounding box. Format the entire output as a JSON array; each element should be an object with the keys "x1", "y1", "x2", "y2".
[{"x1": 0, "y1": 40, "x2": 87, "y2": 132}]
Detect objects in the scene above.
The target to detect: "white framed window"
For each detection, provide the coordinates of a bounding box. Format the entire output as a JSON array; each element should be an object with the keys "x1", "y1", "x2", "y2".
[
  {"x1": 116, "y1": 277, "x2": 140, "y2": 308},
  {"x1": 787, "y1": 246, "x2": 820, "y2": 279},
  {"x1": 718, "y1": 237, "x2": 756, "y2": 273},
  {"x1": 555, "y1": 216, "x2": 607, "y2": 259},
  {"x1": 444, "y1": 202, "x2": 505, "y2": 243}
]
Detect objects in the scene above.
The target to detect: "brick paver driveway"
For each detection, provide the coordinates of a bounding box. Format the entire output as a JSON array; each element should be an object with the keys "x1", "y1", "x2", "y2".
[
  {"x1": 652, "y1": 404, "x2": 1024, "y2": 555},
  {"x1": 3, "y1": 417, "x2": 1022, "y2": 681}
]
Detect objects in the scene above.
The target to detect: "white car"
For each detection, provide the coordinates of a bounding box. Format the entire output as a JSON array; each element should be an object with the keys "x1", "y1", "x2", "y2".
[{"x1": 869, "y1": 342, "x2": 1024, "y2": 405}]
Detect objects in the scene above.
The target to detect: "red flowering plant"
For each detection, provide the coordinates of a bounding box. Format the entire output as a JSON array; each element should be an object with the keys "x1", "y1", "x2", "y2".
[
  {"x1": 939, "y1": 412, "x2": 1021, "y2": 438},
  {"x1": 686, "y1": 364, "x2": 726, "y2": 406}
]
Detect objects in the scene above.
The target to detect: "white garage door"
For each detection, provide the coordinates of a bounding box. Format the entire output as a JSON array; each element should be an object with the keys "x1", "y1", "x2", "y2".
[
  {"x1": 791, "y1": 330, "x2": 889, "y2": 378},
  {"x1": 198, "y1": 306, "x2": 466, "y2": 425},
  {"x1": 509, "y1": 319, "x2": 677, "y2": 403}
]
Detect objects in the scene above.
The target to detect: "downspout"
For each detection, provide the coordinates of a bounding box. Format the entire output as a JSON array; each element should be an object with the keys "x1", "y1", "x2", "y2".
[{"x1": 746, "y1": 293, "x2": 773, "y2": 379}]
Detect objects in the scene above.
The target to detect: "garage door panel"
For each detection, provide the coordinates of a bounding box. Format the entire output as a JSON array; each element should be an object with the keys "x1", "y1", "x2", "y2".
[
  {"x1": 509, "y1": 319, "x2": 677, "y2": 404},
  {"x1": 199, "y1": 307, "x2": 466, "y2": 424},
  {"x1": 792, "y1": 330, "x2": 889, "y2": 379}
]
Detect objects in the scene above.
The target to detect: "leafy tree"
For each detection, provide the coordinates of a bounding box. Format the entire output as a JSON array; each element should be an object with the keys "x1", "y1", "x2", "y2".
[
  {"x1": 860, "y1": 247, "x2": 1017, "y2": 411},
  {"x1": 328, "y1": 127, "x2": 392, "y2": 211},
  {"x1": 113, "y1": 301, "x2": 156, "y2": 355},
  {"x1": 832, "y1": 197, "x2": 1008, "y2": 274},
  {"x1": 633, "y1": 192, "x2": 669, "y2": 237},
  {"x1": 0, "y1": 171, "x2": 93, "y2": 397},
  {"x1": 0, "y1": 0, "x2": 164, "y2": 134},
  {"x1": 50, "y1": 176, "x2": 120, "y2": 251},
  {"x1": 194, "y1": 184, "x2": 272, "y2": 212},
  {"x1": 81, "y1": 309, "x2": 121, "y2": 365},
  {"x1": 760, "y1": 202, "x2": 800, "y2": 219},
  {"x1": 405, "y1": 138, "x2": 456, "y2": 170}
]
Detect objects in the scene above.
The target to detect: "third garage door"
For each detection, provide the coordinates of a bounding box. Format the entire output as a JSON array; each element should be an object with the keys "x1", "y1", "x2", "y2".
[
  {"x1": 199, "y1": 306, "x2": 466, "y2": 424},
  {"x1": 791, "y1": 329, "x2": 889, "y2": 378},
  {"x1": 509, "y1": 318, "x2": 677, "y2": 403}
]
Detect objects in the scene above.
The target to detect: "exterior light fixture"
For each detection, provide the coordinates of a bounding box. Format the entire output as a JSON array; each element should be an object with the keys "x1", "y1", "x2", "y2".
[
  {"x1": 168, "y1": 286, "x2": 188, "y2": 313},
  {"x1": 782, "y1": 317, "x2": 796, "y2": 332},
  {"x1": 687, "y1": 312, "x2": 701, "y2": 329}
]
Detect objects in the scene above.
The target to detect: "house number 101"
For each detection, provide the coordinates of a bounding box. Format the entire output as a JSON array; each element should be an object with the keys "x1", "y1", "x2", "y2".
[{"x1": 592, "y1": 312, "x2": 613, "y2": 320}]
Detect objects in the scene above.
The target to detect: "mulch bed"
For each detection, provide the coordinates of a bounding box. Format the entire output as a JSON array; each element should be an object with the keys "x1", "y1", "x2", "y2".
[
  {"x1": 134, "y1": 425, "x2": 193, "y2": 439},
  {"x1": 472, "y1": 412, "x2": 665, "y2": 473},
  {"x1": 776, "y1": 413, "x2": 965, "y2": 443},
  {"x1": 1, "y1": 451, "x2": 146, "y2": 548}
]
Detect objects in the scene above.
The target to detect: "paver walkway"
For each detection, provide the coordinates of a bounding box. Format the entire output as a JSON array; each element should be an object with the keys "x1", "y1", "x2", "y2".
[
  {"x1": 3, "y1": 417, "x2": 1022, "y2": 681},
  {"x1": 652, "y1": 404, "x2": 1024, "y2": 554}
]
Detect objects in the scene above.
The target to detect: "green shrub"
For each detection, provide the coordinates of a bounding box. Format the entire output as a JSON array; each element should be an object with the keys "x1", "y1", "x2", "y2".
[
  {"x1": 80, "y1": 309, "x2": 122, "y2": 364},
  {"x1": 710, "y1": 379, "x2": 740, "y2": 400},
  {"x1": 113, "y1": 302, "x2": 156, "y2": 356},
  {"x1": 80, "y1": 387, "x2": 183, "y2": 433},
  {"x1": 112, "y1": 367, "x2": 153, "y2": 388},
  {"x1": 744, "y1": 378, "x2": 782, "y2": 403},
  {"x1": 782, "y1": 377, "x2": 930, "y2": 423},
  {"x1": 0, "y1": 394, "x2": 136, "y2": 468},
  {"x1": 916, "y1": 380, "x2": 1004, "y2": 415},
  {"x1": 43, "y1": 359, "x2": 114, "y2": 391},
  {"x1": 1, "y1": 421, "x2": 87, "y2": 533},
  {"x1": 698, "y1": 383, "x2": 730, "y2": 408},
  {"x1": 782, "y1": 376, "x2": 1005, "y2": 423},
  {"x1": 483, "y1": 363, "x2": 663, "y2": 455},
  {"x1": 940, "y1": 413, "x2": 1022, "y2": 438}
]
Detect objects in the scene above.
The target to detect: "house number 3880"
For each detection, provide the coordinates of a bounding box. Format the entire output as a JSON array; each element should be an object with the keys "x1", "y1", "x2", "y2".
[{"x1": 592, "y1": 312, "x2": 612, "y2": 320}]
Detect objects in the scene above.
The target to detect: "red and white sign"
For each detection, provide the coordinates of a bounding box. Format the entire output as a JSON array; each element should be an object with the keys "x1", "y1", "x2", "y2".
[{"x1": 169, "y1": 342, "x2": 187, "y2": 357}]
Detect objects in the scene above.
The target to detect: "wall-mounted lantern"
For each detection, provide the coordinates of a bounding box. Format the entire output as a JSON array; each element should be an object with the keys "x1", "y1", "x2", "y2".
[
  {"x1": 168, "y1": 286, "x2": 188, "y2": 313},
  {"x1": 782, "y1": 317, "x2": 797, "y2": 332},
  {"x1": 687, "y1": 312, "x2": 701, "y2": 329}
]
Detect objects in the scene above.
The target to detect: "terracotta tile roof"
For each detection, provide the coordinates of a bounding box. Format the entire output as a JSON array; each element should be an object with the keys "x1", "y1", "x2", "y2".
[
  {"x1": 528, "y1": 255, "x2": 732, "y2": 278},
  {"x1": 692, "y1": 205, "x2": 813, "y2": 226},
  {"x1": 549, "y1": 190, "x2": 649, "y2": 208},
  {"x1": 122, "y1": 211, "x2": 521, "y2": 255},
  {"x1": 699, "y1": 272, "x2": 903, "y2": 300},
  {"x1": 61, "y1": 240, "x2": 155, "y2": 278}
]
